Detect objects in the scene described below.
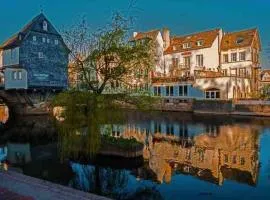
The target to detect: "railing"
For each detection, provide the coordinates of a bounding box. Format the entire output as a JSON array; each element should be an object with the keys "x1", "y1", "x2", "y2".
[
  {"x1": 194, "y1": 70, "x2": 251, "y2": 79},
  {"x1": 152, "y1": 76, "x2": 194, "y2": 84}
]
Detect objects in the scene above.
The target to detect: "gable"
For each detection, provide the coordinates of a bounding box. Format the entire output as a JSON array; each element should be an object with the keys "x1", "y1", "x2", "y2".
[
  {"x1": 0, "y1": 13, "x2": 63, "y2": 50},
  {"x1": 164, "y1": 29, "x2": 220, "y2": 55},
  {"x1": 221, "y1": 28, "x2": 258, "y2": 51}
]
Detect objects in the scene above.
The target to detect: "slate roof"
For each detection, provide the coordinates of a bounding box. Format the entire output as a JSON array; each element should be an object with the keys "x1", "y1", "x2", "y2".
[
  {"x1": 164, "y1": 29, "x2": 220, "y2": 55},
  {"x1": 0, "y1": 13, "x2": 68, "y2": 51}
]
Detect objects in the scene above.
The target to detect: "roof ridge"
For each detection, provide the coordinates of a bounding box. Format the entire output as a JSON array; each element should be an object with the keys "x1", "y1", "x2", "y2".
[
  {"x1": 171, "y1": 28, "x2": 220, "y2": 39},
  {"x1": 225, "y1": 27, "x2": 257, "y2": 35},
  {"x1": 137, "y1": 29, "x2": 160, "y2": 34}
]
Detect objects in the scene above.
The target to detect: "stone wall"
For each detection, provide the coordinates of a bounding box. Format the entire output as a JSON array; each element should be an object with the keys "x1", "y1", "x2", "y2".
[{"x1": 193, "y1": 100, "x2": 233, "y2": 113}]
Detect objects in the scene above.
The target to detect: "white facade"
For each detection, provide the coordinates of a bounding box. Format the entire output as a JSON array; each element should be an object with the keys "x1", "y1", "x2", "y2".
[
  {"x1": 132, "y1": 27, "x2": 260, "y2": 100},
  {"x1": 164, "y1": 30, "x2": 222, "y2": 76},
  {"x1": 220, "y1": 47, "x2": 253, "y2": 76}
]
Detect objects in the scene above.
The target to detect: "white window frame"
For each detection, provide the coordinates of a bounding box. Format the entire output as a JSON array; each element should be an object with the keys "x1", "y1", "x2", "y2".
[
  {"x1": 43, "y1": 21, "x2": 48, "y2": 31},
  {"x1": 18, "y1": 71, "x2": 22, "y2": 80},
  {"x1": 12, "y1": 71, "x2": 17, "y2": 80},
  {"x1": 179, "y1": 85, "x2": 188, "y2": 96},
  {"x1": 184, "y1": 56, "x2": 191, "y2": 68},
  {"x1": 33, "y1": 36, "x2": 37, "y2": 42},
  {"x1": 166, "y1": 86, "x2": 174, "y2": 96},
  {"x1": 47, "y1": 38, "x2": 50, "y2": 43},
  {"x1": 38, "y1": 52, "x2": 44, "y2": 59},
  {"x1": 196, "y1": 54, "x2": 203, "y2": 67},
  {"x1": 196, "y1": 40, "x2": 203, "y2": 46},
  {"x1": 42, "y1": 37, "x2": 46, "y2": 43},
  {"x1": 239, "y1": 51, "x2": 246, "y2": 61},
  {"x1": 231, "y1": 53, "x2": 237, "y2": 62},
  {"x1": 54, "y1": 39, "x2": 59, "y2": 45},
  {"x1": 205, "y1": 90, "x2": 220, "y2": 99},
  {"x1": 153, "y1": 86, "x2": 161, "y2": 96},
  {"x1": 183, "y1": 43, "x2": 191, "y2": 49},
  {"x1": 223, "y1": 54, "x2": 229, "y2": 63}
]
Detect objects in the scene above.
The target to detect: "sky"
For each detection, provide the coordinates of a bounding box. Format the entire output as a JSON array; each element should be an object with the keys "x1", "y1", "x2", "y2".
[{"x1": 1, "y1": 0, "x2": 270, "y2": 68}]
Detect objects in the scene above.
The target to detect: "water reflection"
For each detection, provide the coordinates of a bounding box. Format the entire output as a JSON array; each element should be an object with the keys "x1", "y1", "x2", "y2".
[
  {"x1": 1, "y1": 111, "x2": 270, "y2": 199},
  {"x1": 102, "y1": 117, "x2": 260, "y2": 187},
  {"x1": 0, "y1": 104, "x2": 8, "y2": 124}
]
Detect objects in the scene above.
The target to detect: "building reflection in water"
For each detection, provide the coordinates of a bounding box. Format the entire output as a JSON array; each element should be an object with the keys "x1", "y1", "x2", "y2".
[
  {"x1": 0, "y1": 104, "x2": 9, "y2": 124},
  {"x1": 101, "y1": 120, "x2": 260, "y2": 187}
]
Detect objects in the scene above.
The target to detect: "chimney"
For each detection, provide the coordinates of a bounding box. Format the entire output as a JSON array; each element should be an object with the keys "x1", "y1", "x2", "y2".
[
  {"x1": 133, "y1": 32, "x2": 138, "y2": 38},
  {"x1": 163, "y1": 28, "x2": 170, "y2": 50}
]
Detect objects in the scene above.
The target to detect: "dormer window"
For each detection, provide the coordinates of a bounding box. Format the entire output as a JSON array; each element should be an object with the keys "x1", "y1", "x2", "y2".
[
  {"x1": 196, "y1": 40, "x2": 204, "y2": 46},
  {"x1": 236, "y1": 37, "x2": 244, "y2": 44},
  {"x1": 43, "y1": 21, "x2": 48, "y2": 31},
  {"x1": 183, "y1": 43, "x2": 191, "y2": 49}
]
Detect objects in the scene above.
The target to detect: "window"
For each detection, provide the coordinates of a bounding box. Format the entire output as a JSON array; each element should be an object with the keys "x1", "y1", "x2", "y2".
[
  {"x1": 54, "y1": 39, "x2": 59, "y2": 45},
  {"x1": 223, "y1": 54, "x2": 229, "y2": 63},
  {"x1": 166, "y1": 86, "x2": 174, "y2": 96},
  {"x1": 184, "y1": 56, "x2": 191, "y2": 68},
  {"x1": 154, "y1": 123, "x2": 161, "y2": 133},
  {"x1": 231, "y1": 53, "x2": 237, "y2": 62},
  {"x1": 47, "y1": 38, "x2": 50, "y2": 43},
  {"x1": 42, "y1": 37, "x2": 46, "y2": 43},
  {"x1": 33, "y1": 36, "x2": 37, "y2": 41},
  {"x1": 239, "y1": 51, "x2": 246, "y2": 61},
  {"x1": 172, "y1": 57, "x2": 179, "y2": 66},
  {"x1": 240, "y1": 157, "x2": 245, "y2": 165},
  {"x1": 239, "y1": 68, "x2": 246, "y2": 77},
  {"x1": 43, "y1": 21, "x2": 48, "y2": 31},
  {"x1": 18, "y1": 71, "x2": 22, "y2": 80},
  {"x1": 183, "y1": 43, "x2": 191, "y2": 49},
  {"x1": 236, "y1": 37, "x2": 244, "y2": 44},
  {"x1": 12, "y1": 71, "x2": 17, "y2": 80},
  {"x1": 196, "y1": 54, "x2": 203, "y2": 67},
  {"x1": 38, "y1": 52, "x2": 44, "y2": 58},
  {"x1": 179, "y1": 85, "x2": 188, "y2": 96},
  {"x1": 232, "y1": 155, "x2": 237, "y2": 164},
  {"x1": 196, "y1": 40, "x2": 204, "y2": 46},
  {"x1": 224, "y1": 154, "x2": 229, "y2": 163},
  {"x1": 153, "y1": 86, "x2": 161, "y2": 96},
  {"x1": 205, "y1": 90, "x2": 220, "y2": 99}
]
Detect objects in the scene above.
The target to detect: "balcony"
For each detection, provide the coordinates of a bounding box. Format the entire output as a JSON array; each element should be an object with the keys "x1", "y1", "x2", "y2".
[{"x1": 194, "y1": 70, "x2": 251, "y2": 79}]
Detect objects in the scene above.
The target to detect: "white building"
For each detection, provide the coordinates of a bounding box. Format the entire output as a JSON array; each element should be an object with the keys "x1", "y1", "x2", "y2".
[{"x1": 130, "y1": 27, "x2": 261, "y2": 100}]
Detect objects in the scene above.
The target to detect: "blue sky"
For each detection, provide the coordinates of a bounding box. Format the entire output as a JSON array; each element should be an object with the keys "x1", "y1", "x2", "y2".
[{"x1": 1, "y1": 0, "x2": 270, "y2": 67}]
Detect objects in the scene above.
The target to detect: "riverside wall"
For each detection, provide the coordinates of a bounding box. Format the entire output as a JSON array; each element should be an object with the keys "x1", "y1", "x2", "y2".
[{"x1": 151, "y1": 98, "x2": 270, "y2": 117}]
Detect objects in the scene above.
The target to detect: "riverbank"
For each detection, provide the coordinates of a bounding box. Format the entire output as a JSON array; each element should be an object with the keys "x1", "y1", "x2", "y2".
[
  {"x1": 149, "y1": 98, "x2": 270, "y2": 117},
  {"x1": 0, "y1": 170, "x2": 111, "y2": 200}
]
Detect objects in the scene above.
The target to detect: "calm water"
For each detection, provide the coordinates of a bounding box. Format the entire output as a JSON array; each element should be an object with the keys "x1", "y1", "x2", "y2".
[{"x1": 1, "y1": 111, "x2": 270, "y2": 200}]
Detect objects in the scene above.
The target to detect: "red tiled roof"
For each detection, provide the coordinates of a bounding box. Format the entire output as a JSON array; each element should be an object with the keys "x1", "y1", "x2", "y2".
[
  {"x1": 130, "y1": 30, "x2": 160, "y2": 41},
  {"x1": 164, "y1": 29, "x2": 220, "y2": 55},
  {"x1": 221, "y1": 28, "x2": 258, "y2": 51}
]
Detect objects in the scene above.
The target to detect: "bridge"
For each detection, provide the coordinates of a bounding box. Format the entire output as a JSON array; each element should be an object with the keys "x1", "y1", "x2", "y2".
[{"x1": 0, "y1": 88, "x2": 59, "y2": 116}]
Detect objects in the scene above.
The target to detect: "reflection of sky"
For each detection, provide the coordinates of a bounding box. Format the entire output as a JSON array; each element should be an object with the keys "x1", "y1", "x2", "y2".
[
  {"x1": 0, "y1": 146, "x2": 7, "y2": 162},
  {"x1": 70, "y1": 124, "x2": 270, "y2": 200}
]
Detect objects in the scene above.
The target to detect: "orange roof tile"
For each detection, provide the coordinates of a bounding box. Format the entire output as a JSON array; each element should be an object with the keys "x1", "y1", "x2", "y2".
[
  {"x1": 164, "y1": 29, "x2": 220, "y2": 55},
  {"x1": 221, "y1": 28, "x2": 258, "y2": 51},
  {"x1": 130, "y1": 30, "x2": 160, "y2": 41}
]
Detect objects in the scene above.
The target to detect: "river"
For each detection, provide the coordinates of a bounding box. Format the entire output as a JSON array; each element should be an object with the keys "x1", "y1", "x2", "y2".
[{"x1": 1, "y1": 110, "x2": 270, "y2": 200}]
